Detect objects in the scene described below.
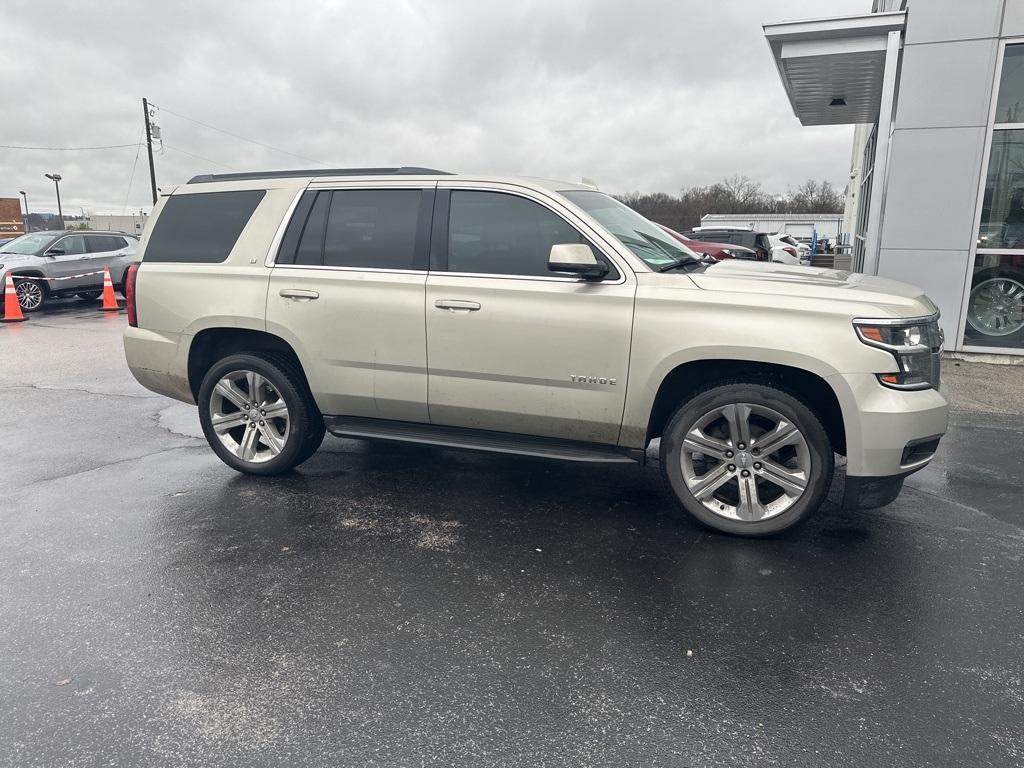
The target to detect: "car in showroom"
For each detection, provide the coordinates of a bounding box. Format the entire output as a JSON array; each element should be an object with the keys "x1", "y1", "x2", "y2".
[
  {"x1": 124, "y1": 168, "x2": 948, "y2": 537},
  {"x1": 964, "y1": 253, "x2": 1024, "y2": 344},
  {"x1": 0, "y1": 231, "x2": 138, "y2": 311},
  {"x1": 658, "y1": 225, "x2": 759, "y2": 261}
]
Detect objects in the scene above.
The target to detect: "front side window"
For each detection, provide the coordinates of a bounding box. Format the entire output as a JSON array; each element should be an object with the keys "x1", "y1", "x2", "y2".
[
  {"x1": 446, "y1": 191, "x2": 590, "y2": 277},
  {"x1": 51, "y1": 235, "x2": 86, "y2": 255},
  {"x1": 969, "y1": 43, "x2": 1024, "y2": 349}
]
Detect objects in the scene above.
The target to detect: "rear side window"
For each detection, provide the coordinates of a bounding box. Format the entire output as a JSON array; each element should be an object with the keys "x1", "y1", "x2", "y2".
[
  {"x1": 278, "y1": 189, "x2": 429, "y2": 270},
  {"x1": 87, "y1": 235, "x2": 127, "y2": 253},
  {"x1": 144, "y1": 190, "x2": 265, "y2": 263}
]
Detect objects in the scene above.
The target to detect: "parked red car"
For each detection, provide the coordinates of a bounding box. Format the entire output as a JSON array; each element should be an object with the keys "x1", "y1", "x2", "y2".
[{"x1": 658, "y1": 225, "x2": 760, "y2": 261}]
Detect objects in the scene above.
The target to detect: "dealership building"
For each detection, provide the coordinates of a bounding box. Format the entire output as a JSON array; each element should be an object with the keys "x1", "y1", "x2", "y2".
[{"x1": 765, "y1": 0, "x2": 1024, "y2": 355}]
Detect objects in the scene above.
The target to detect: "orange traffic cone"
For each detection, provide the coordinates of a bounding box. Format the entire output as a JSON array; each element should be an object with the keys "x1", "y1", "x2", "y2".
[
  {"x1": 99, "y1": 266, "x2": 120, "y2": 311},
  {"x1": 1, "y1": 273, "x2": 27, "y2": 323}
]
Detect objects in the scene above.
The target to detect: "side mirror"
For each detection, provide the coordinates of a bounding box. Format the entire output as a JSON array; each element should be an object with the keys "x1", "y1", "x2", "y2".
[
  {"x1": 44, "y1": 248, "x2": 64, "y2": 256},
  {"x1": 548, "y1": 243, "x2": 608, "y2": 280}
]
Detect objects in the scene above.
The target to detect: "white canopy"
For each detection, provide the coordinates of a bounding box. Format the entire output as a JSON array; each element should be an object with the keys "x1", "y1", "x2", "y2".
[{"x1": 764, "y1": 12, "x2": 906, "y2": 126}]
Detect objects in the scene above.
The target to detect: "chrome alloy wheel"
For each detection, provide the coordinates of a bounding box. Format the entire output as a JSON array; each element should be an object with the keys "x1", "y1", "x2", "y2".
[
  {"x1": 209, "y1": 370, "x2": 290, "y2": 463},
  {"x1": 15, "y1": 279, "x2": 43, "y2": 310},
  {"x1": 967, "y1": 277, "x2": 1024, "y2": 337},
  {"x1": 680, "y1": 403, "x2": 811, "y2": 522}
]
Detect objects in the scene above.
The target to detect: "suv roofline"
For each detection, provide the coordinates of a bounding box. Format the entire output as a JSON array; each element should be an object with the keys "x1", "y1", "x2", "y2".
[{"x1": 187, "y1": 167, "x2": 453, "y2": 184}]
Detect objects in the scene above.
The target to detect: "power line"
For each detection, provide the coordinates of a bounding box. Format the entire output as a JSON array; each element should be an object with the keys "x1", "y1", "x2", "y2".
[
  {"x1": 149, "y1": 102, "x2": 327, "y2": 166},
  {"x1": 123, "y1": 127, "x2": 145, "y2": 214},
  {"x1": 0, "y1": 143, "x2": 141, "y2": 151},
  {"x1": 163, "y1": 144, "x2": 242, "y2": 172}
]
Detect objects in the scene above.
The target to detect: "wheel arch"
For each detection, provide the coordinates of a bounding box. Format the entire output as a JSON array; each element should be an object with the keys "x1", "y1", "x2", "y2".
[
  {"x1": 187, "y1": 327, "x2": 309, "y2": 402},
  {"x1": 643, "y1": 358, "x2": 847, "y2": 456}
]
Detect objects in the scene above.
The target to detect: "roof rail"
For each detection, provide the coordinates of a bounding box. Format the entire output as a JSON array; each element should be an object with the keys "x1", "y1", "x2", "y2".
[{"x1": 186, "y1": 167, "x2": 452, "y2": 184}]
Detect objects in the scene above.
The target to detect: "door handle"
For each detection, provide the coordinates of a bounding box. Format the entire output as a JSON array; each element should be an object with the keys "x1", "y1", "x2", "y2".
[
  {"x1": 279, "y1": 288, "x2": 319, "y2": 301},
  {"x1": 434, "y1": 299, "x2": 481, "y2": 312}
]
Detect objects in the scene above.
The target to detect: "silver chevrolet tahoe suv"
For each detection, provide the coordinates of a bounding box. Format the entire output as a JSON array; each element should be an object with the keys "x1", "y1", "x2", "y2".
[
  {"x1": 123, "y1": 168, "x2": 948, "y2": 536},
  {"x1": 0, "y1": 230, "x2": 137, "y2": 311}
]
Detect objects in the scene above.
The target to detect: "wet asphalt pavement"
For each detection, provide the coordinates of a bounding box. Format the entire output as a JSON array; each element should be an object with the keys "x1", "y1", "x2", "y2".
[{"x1": 1, "y1": 302, "x2": 1023, "y2": 768}]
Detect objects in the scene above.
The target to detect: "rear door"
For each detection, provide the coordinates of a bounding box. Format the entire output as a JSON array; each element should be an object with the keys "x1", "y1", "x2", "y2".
[
  {"x1": 84, "y1": 235, "x2": 125, "y2": 287},
  {"x1": 424, "y1": 186, "x2": 636, "y2": 444},
  {"x1": 43, "y1": 234, "x2": 91, "y2": 290},
  {"x1": 266, "y1": 183, "x2": 435, "y2": 422}
]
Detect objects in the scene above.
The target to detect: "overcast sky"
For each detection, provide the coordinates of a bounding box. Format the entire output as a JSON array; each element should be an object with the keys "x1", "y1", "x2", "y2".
[{"x1": 3, "y1": 0, "x2": 867, "y2": 215}]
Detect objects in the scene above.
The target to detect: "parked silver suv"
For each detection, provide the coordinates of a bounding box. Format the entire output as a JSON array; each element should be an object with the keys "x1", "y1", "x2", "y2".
[
  {"x1": 0, "y1": 231, "x2": 138, "y2": 311},
  {"x1": 123, "y1": 168, "x2": 949, "y2": 536}
]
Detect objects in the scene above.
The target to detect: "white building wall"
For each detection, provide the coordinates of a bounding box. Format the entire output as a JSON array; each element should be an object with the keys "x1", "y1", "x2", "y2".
[{"x1": 875, "y1": 0, "x2": 1004, "y2": 347}]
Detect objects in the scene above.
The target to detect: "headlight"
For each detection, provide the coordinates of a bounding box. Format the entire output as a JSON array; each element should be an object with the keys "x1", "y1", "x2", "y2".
[{"x1": 853, "y1": 316, "x2": 943, "y2": 390}]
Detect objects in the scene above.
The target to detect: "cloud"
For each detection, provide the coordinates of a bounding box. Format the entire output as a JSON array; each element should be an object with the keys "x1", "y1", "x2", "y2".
[{"x1": 1, "y1": 0, "x2": 865, "y2": 214}]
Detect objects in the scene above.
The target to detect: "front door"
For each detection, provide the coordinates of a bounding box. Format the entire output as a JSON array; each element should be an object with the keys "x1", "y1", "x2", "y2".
[
  {"x1": 425, "y1": 188, "x2": 636, "y2": 445},
  {"x1": 266, "y1": 185, "x2": 435, "y2": 422},
  {"x1": 43, "y1": 234, "x2": 92, "y2": 291}
]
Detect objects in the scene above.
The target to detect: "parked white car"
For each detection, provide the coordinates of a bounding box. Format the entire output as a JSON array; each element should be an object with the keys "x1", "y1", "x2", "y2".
[{"x1": 769, "y1": 234, "x2": 811, "y2": 266}]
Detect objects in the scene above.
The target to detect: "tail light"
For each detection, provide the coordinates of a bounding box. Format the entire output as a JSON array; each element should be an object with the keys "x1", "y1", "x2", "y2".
[
  {"x1": 784, "y1": 246, "x2": 797, "y2": 257},
  {"x1": 125, "y1": 263, "x2": 139, "y2": 327}
]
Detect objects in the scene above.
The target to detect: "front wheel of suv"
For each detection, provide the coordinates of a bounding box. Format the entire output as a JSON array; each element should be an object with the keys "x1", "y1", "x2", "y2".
[
  {"x1": 660, "y1": 383, "x2": 834, "y2": 536},
  {"x1": 197, "y1": 353, "x2": 323, "y2": 475},
  {"x1": 14, "y1": 278, "x2": 46, "y2": 312}
]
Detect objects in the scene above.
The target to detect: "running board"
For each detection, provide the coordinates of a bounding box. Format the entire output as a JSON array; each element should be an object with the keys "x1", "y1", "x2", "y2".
[{"x1": 324, "y1": 416, "x2": 639, "y2": 464}]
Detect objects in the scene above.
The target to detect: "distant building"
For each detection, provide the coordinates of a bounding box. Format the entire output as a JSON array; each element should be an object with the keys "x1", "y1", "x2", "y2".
[
  {"x1": 699, "y1": 213, "x2": 844, "y2": 242},
  {"x1": 82, "y1": 213, "x2": 149, "y2": 236},
  {"x1": 0, "y1": 198, "x2": 26, "y2": 237}
]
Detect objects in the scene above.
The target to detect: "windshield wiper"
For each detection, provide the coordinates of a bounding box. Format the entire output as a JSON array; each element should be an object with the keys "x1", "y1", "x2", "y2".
[{"x1": 656, "y1": 257, "x2": 702, "y2": 272}]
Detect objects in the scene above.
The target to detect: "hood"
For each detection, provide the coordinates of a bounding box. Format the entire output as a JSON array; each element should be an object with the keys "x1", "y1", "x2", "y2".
[{"x1": 688, "y1": 260, "x2": 937, "y2": 318}]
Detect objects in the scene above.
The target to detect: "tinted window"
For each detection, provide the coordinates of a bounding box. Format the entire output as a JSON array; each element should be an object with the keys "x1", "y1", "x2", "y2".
[
  {"x1": 322, "y1": 190, "x2": 421, "y2": 269},
  {"x1": 51, "y1": 234, "x2": 86, "y2": 255},
  {"x1": 448, "y1": 191, "x2": 586, "y2": 277},
  {"x1": 294, "y1": 192, "x2": 330, "y2": 266},
  {"x1": 144, "y1": 190, "x2": 265, "y2": 263},
  {"x1": 86, "y1": 235, "x2": 123, "y2": 253}
]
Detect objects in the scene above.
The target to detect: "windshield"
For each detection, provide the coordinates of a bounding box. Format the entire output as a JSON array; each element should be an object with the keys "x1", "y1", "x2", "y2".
[
  {"x1": 559, "y1": 190, "x2": 698, "y2": 268},
  {"x1": 0, "y1": 233, "x2": 54, "y2": 255}
]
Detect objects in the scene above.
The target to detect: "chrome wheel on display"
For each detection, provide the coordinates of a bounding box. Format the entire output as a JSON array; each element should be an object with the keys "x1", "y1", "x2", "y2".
[
  {"x1": 679, "y1": 402, "x2": 810, "y2": 523},
  {"x1": 15, "y1": 279, "x2": 44, "y2": 311},
  {"x1": 208, "y1": 370, "x2": 290, "y2": 463},
  {"x1": 967, "y1": 276, "x2": 1024, "y2": 337}
]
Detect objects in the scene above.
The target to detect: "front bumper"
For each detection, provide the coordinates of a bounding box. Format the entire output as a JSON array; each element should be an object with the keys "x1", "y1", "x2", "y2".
[{"x1": 828, "y1": 372, "x2": 948, "y2": 479}]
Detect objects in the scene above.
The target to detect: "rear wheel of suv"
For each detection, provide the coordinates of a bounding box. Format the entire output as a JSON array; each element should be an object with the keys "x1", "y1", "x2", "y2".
[
  {"x1": 14, "y1": 278, "x2": 46, "y2": 312},
  {"x1": 660, "y1": 383, "x2": 834, "y2": 536},
  {"x1": 197, "y1": 353, "x2": 323, "y2": 475}
]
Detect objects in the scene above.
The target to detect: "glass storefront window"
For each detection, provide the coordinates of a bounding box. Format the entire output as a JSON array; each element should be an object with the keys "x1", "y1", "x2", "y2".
[
  {"x1": 996, "y1": 45, "x2": 1024, "y2": 124},
  {"x1": 976, "y1": 130, "x2": 1024, "y2": 249},
  {"x1": 968, "y1": 43, "x2": 1024, "y2": 350},
  {"x1": 963, "y1": 254, "x2": 1024, "y2": 347}
]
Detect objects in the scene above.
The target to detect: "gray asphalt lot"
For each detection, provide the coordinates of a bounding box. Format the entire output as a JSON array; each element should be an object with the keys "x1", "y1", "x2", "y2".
[{"x1": 1, "y1": 301, "x2": 1023, "y2": 767}]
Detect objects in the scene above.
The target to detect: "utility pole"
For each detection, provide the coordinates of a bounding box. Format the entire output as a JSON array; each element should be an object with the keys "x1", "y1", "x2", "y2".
[{"x1": 143, "y1": 97, "x2": 158, "y2": 205}]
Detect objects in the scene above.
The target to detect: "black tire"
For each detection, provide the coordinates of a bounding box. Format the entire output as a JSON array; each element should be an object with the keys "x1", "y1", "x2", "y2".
[
  {"x1": 14, "y1": 278, "x2": 47, "y2": 312},
  {"x1": 76, "y1": 291, "x2": 102, "y2": 301},
  {"x1": 197, "y1": 352, "x2": 323, "y2": 475},
  {"x1": 660, "y1": 382, "x2": 834, "y2": 537}
]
